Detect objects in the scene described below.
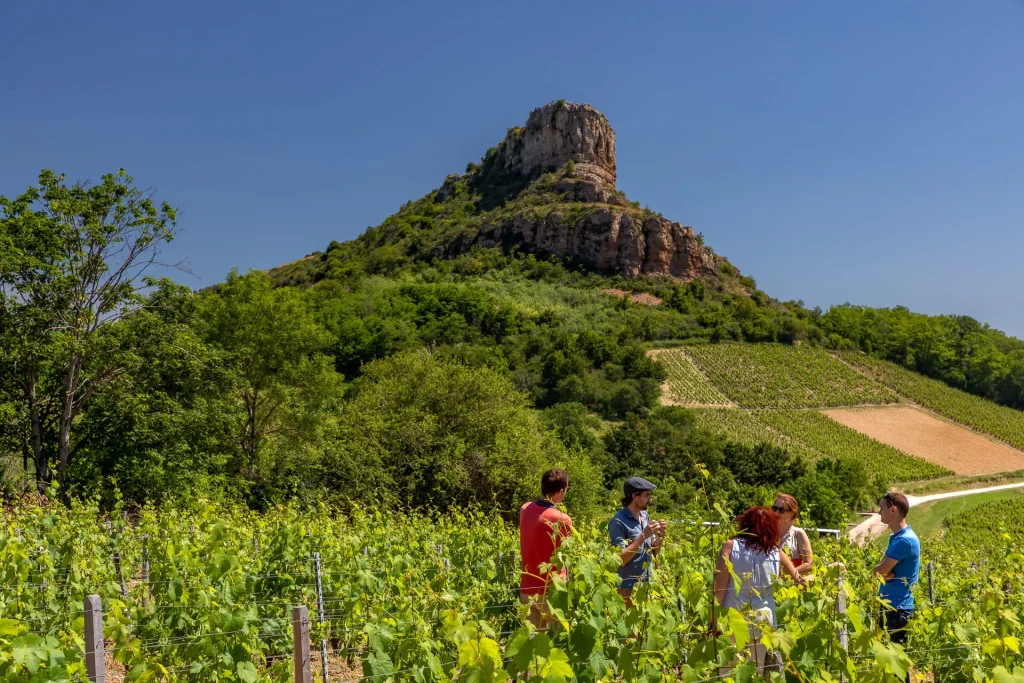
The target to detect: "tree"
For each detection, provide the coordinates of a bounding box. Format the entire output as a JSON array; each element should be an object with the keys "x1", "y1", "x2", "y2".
[
  {"x1": 541, "y1": 402, "x2": 601, "y2": 453},
  {"x1": 196, "y1": 270, "x2": 343, "y2": 486},
  {"x1": 0, "y1": 170, "x2": 177, "y2": 489},
  {"x1": 61, "y1": 280, "x2": 240, "y2": 506},
  {"x1": 601, "y1": 407, "x2": 728, "y2": 488},
  {"x1": 327, "y1": 350, "x2": 603, "y2": 515}
]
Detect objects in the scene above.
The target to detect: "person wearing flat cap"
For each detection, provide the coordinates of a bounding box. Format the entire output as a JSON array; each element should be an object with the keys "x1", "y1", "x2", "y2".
[{"x1": 608, "y1": 477, "x2": 667, "y2": 604}]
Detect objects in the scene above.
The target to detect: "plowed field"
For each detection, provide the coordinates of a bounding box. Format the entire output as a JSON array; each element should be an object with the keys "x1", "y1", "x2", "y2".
[{"x1": 823, "y1": 405, "x2": 1024, "y2": 476}]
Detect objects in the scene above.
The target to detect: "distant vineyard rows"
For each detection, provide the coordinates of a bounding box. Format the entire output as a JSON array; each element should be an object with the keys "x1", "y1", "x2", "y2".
[
  {"x1": 657, "y1": 351, "x2": 731, "y2": 406},
  {"x1": 689, "y1": 407, "x2": 950, "y2": 483},
  {"x1": 682, "y1": 345, "x2": 899, "y2": 409}
]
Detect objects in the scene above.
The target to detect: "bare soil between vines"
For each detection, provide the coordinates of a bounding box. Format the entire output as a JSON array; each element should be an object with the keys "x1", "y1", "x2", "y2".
[{"x1": 823, "y1": 405, "x2": 1024, "y2": 476}]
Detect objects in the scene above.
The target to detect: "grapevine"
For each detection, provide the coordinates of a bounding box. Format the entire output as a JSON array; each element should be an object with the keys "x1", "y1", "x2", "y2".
[
  {"x1": 689, "y1": 407, "x2": 948, "y2": 483},
  {"x1": 656, "y1": 350, "x2": 732, "y2": 406},
  {"x1": 5, "y1": 497, "x2": 1024, "y2": 681},
  {"x1": 685, "y1": 345, "x2": 900, "y2": 408}
]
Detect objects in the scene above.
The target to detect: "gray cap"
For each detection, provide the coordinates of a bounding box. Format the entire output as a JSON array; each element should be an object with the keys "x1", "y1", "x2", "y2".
[{"x1": 624, "y1": 477, "x2": 657, "y2": 496}]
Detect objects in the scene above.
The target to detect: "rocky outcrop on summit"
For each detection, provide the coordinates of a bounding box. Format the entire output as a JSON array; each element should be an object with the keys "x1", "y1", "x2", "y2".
[
  {"x1": 469, "y1": 101, "x2": 718, "y2": 281},
  {"x1": 269, "y1": 101, "x2": 732, "y2": 288},
  {"x1": 499, "y1": 101, "x2": 617, "y2": 188}
]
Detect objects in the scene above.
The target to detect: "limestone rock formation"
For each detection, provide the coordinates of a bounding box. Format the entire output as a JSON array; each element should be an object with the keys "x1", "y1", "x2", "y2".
[
  {"x1": 269, "y1": 101, "x2": 731, "y2": 288},
  {"x1": 498, "y1": 101, "x2": 617, "y2": 188},
  {"x1": 475, "y1": 209, "x2": 716, "y2": 281},
  {"x1": 436, "y1": 174, "x2": 462, "y2": 202},
  {"x1": 471, "y1": 101, "x2": 719, "y2": 281}
]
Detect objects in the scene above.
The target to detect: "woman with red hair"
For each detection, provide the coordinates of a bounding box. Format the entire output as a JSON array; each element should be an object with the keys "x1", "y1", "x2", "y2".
[{"x1": 713, "y1": 506, "x2": 805, "y2": 674}]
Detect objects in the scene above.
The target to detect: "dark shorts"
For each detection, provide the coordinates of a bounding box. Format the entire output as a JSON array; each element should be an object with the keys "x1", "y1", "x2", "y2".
[{"x1": 880, "y1": 609, "x2": 914, "y2": 644}]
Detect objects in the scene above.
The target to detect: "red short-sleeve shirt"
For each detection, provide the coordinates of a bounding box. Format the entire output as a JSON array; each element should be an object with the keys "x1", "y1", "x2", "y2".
[{"x1": 519, "y1": 499, "x2": 573, "y2": 595}]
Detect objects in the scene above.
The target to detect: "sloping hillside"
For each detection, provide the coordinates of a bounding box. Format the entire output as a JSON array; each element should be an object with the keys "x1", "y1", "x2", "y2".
[{"x1": 655, "y1": 344, "x2": 1024, "y2": 482}]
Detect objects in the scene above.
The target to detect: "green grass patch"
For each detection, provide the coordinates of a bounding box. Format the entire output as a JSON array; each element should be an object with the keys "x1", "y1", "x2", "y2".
[{"x1": 899, "y1": 470, "x2": 1024, "y2": 496}]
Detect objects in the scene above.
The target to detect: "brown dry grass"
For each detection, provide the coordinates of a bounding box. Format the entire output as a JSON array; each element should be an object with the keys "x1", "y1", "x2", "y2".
[
  {"x1": 823, "y1": 405, "x2": 1024, "y2": 476},
  {"x1": 601, "y1": 289, "x2": 663, "y2": 306},
  {"x1": 314, "y1": 647, "x2": 362, "y2": 682},
  {"x1": 103, "y1": 645, "x2": 126, "y2": 683},
  {"x1": 100, "y1": 640, "x2": 360, "y2": 682}
]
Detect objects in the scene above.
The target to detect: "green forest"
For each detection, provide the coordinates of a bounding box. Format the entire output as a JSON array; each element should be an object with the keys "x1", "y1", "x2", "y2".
[{"x1": 3, "y1": 167, "x2": 1024, "y2": 526}]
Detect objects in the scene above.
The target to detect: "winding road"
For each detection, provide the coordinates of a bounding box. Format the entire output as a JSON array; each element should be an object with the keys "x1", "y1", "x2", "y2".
[{"x1": 848, "y1": 481, "x2": 1024, "y2": 545}]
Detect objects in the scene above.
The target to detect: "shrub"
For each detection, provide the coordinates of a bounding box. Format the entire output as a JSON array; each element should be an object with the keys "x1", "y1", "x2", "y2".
[{"x1": 326, "y1": 350, "x2": 598, "y2": 514}]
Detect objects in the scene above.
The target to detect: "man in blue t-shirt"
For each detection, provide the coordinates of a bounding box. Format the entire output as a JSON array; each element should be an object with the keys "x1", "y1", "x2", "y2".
[
  {"x1": 873, "y1": 491, "x2": 920, "y2": 647},
  {"x1": 608, "y1": 477, "x2": 667, "y2": 606}
]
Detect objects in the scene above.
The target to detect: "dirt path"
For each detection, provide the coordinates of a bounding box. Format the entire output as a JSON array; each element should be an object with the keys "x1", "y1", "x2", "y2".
[{"x1": 849, "y1": 481, "x2": 1024, "y2": 544}]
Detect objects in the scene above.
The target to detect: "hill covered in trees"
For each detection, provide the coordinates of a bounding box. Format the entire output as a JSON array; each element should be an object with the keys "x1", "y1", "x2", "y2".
[{"x1": 2, "y1": 103, "x2": 1024, "y2": 527}]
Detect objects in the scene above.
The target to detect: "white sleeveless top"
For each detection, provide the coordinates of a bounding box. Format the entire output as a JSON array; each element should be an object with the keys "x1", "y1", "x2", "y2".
[
  {"x1": 781, "y1": 526, "x2": 810, "y2": 561},
  {"x1": 722, "y1": 539, "x2": 781, "y2": 626}
]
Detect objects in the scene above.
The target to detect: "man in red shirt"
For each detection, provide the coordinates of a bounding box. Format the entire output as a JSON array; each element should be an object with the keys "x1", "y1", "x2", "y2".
[{"x1": 519, "y1": 468, "x2": 573, "y2": 628}]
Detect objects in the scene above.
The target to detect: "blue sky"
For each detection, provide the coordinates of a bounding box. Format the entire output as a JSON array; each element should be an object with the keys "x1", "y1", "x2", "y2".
[{"x1": 2, "y1": 2, "x2": 1023, "y2": 336}]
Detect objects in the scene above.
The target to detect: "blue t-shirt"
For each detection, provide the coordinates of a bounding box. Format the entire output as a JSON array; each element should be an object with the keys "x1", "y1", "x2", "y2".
[
  {"x1": 608, "y1": 507, "x2": 652, "y2": 589},
  {"x1": 880, "y1": 526, "x2": 920, "y2": 611}
]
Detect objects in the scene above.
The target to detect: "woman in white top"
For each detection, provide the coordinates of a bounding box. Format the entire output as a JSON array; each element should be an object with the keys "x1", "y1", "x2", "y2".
[
  {"x1": 773, "y1": 493, "x2": 814, "y2": 575},
  {"x1": 713, "y1": 506, "x2": 804, "y2": 675}
]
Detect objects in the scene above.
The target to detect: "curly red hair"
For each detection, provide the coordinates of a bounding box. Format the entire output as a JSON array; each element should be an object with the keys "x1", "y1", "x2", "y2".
[{"x1": 735, "y1": 506, "x2": 780, "y2": 554}]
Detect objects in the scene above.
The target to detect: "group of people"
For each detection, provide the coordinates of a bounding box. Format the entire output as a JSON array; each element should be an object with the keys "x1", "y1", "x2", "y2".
[{"x1": 518, "y1": 469, "x2": 921, "y2": 671}]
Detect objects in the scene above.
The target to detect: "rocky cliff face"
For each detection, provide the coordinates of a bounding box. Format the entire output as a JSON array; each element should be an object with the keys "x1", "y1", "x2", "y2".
[
  {"x1": 475, "y1": 209, "x2": 716, "y2": 280},
  {"x1": 499, "y1": 101, "x2": 617, "y2": 187},
  {"x1": 468, "y1": 101, "x2": 718, "y2": 281}
]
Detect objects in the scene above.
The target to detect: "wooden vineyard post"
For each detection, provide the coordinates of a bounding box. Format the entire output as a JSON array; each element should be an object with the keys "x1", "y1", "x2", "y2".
[
  {"x1": 837, "y1": 572, "x2": 849, "y2": 683},
  {"x1": 293, "y1": 605, "x2": 312, "y2": 683},
  {"x1": 141, "y1": 536, "x2": 151, "y2": 608},
  {"x1": 85, "y1": 595, "x2": 106, "y2": 682},
  {"x1": 314, "y1": 552, "x2": 329, "y2": 682},
  {"x1": 928, "y1": 561, "x2": 935, "y2": 605},
  {"x1": 112, "y1": 553, "x2": 127, "y2": 598}
]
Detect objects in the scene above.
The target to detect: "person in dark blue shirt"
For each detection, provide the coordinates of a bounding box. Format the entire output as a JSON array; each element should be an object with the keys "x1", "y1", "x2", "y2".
[
  {"x1": 873, "y1": 491, "x2": 920, "y2": 649},
  {"x1": 608, "y1": 477, "x2": 666, "y2": 605}
]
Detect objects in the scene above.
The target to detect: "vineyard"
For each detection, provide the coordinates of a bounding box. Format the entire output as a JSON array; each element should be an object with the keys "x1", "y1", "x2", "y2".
[
  {"x1": 5, "y1": 499, "x2": 1024, "y2": 682},
  {"x1": 842, "y1": 354, "x2": 1024, "y2": 451},
  {"x1": 755, "y1": 411, "x2": 952, "y2": 482},
  {"x1": 682, "y1": 346, "x2": 899, "y2": 409},
  {"x1": 653, "y1": 345, "x2": 1024, "y2": 484},
  {"x1": 688, "y1": 409, "x2": 821, "y2": 463},
  {"x1": 938, "y1": 497, "x2": 1024, "y2": 556},
  {"x1": 655, "y1": 352, "x2": 732, "y2": 407},
  {"x1": 688, "y1": 408, "x2": 949, "y2": 484}
]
